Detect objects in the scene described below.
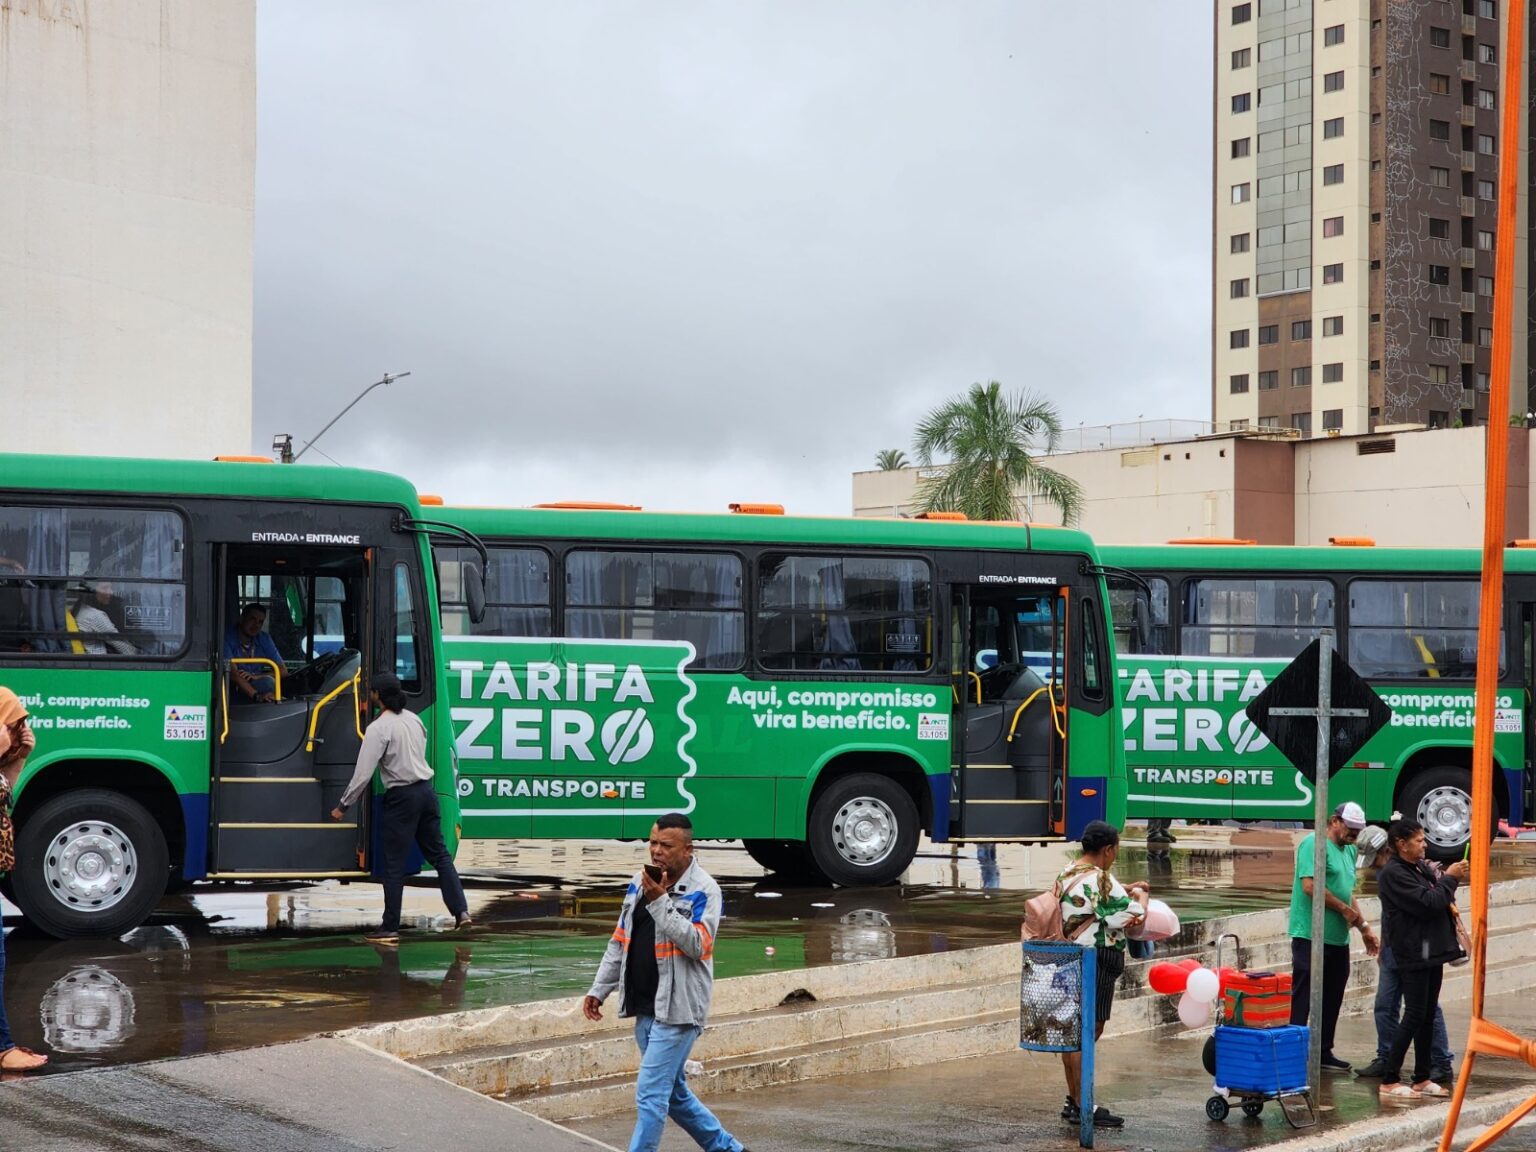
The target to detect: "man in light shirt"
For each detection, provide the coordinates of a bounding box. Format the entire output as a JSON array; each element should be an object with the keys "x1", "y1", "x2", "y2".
[{"x1": 331, "y1": 672, "x2": 471, "y2": 944}]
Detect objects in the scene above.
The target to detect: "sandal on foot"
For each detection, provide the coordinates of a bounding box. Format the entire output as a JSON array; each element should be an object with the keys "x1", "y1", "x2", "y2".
[
  {"x1": 1380, "y1": 1083, "x2": 1422, "y2": 1102},
  {"x1": 1414, "y1": 1081, "x2": 1449, "y2": 1097},
  {"x1": 0, "y1": 1046, "x2": 47, "y2": 1072}
]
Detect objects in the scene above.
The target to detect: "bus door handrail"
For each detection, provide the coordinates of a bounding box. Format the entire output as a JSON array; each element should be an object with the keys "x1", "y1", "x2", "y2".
[
  {"x1": 306, "y1": 669, "x2": 365, "y2": 752},
  {"x1": 228, "y1": 657, "x2": 284, "y2": 701},
  {"x1": 1006, "y1": 687, "x2": 1050, "y2": 741},
  {"x1": 950, "y1": 670, "x2": 982, "y2": 706}
]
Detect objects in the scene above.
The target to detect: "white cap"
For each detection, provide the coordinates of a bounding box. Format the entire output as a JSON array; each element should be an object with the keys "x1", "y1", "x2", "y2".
[
  {"x1": 1334, "y1": 800, "x2": 1367, "y2": 830},
  {"x1": 1355, "y1": 825, "x2": 1388, "y2": 869}
]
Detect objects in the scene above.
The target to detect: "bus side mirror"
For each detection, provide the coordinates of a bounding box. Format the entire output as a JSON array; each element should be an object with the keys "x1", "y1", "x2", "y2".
[{"x1": 464, "y1": 562, "x2": 487, "y2": 625}]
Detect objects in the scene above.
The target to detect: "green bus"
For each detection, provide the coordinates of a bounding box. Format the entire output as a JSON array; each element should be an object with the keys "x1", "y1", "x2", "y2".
[
  {"x1": 1099, "y1": 540, "x2": 1536, "y2": 859},
  {"x1": 0, "y1": 453, "x2": 483, "y2": 937},
  {"x1": 428, "y1": 501, "x2": 1126, "y2": 884}
]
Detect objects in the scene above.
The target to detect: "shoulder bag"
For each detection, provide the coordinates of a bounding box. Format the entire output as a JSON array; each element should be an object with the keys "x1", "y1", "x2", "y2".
[{"x1": 1022, "y1": 880, "x2": 1065, "y2": 942}]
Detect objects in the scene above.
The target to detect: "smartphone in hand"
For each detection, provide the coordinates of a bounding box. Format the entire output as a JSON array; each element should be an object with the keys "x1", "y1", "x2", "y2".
[{"x1": 643, "y1": 864, "x2": 664, "y2": 883}]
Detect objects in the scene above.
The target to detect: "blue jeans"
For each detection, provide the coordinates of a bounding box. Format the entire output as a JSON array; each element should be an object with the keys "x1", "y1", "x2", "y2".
[
  {"x1": 0, "y1": 924, "x2": 11, "y2": 1051},
  {"x1": 1375, "y1": 950, "x2": 1452, "y2": 1068},
  {"x1": 630, "y1": 1017, "x2": 741, "y2": 1152}
]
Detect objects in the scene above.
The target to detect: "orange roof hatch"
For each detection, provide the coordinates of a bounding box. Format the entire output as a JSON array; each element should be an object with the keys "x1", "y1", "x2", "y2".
[
  {"x1": 729, "y1": 503, "x2": 785, "y2": 515},
  {"x1": 533, "y1": 502, "x2": 642, "y2": 511},
  {"x1": 213, "y1": 455, "x2": 274, "y2": 464},
  {"x1": 1510, "y1": 540, "x2": 1536, "y2": 548},
  {"x1": 1329, "y1": 536, "x2": 1376, "y2": 547},
  {"x1": 418, "y1": 494, "x2": 445, "y2": 506},
  {"x1": 1166, "y1": 537, "x2": 1256, "y2": 546},
  {"x1": 915, "y1": 511, "x2": 968, "y2": 521}
]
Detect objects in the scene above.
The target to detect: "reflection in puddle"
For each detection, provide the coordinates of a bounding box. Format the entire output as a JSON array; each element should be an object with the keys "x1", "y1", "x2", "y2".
[{"x1": 39, "y1": 967, "x2": 135, "y2": 1053}]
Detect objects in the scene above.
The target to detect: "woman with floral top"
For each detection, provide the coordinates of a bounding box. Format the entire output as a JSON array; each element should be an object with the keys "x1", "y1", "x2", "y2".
[{"x1": 1054, "y1": 820, "x2": 1148, "y2": 1129}]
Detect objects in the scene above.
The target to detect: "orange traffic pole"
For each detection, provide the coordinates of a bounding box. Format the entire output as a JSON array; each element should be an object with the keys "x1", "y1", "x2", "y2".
[{"x1": 1439, "y1": 2, "x2": 1528, "y2": 1149}]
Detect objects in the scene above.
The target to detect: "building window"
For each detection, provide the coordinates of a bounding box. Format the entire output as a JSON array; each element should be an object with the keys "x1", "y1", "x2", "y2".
[
  {"x1": 1429, "y1": 73, "x2": 1451, "y2": 95},
  {"x1": 1322, "y1": 362, "x2": 1344, "y2": 383},
  {"x1": 1370, "y1": 360, "x2": 1381, "y2": 371},
  {"x1": 1478, "y1": 370, "x2": 1491, "y2": 390},
  {"x1": 1323, "y1": 164, "x2": 1344, "y2": 185},
  {"x1": 1429, "y1": 218, "x2": 1450, "y2": 239},
  {"x1": 1230, "y1": 373, "x2": 1251, "y2": 394},
  {"x1": 1258, "y1": 370, "x2": 1279, "y2": 391},
  {"x1": 1230, "y1": 329, "x2": 1250, "y2": 349},
  {"x1": 1370, "y1": 259, "x2": 1381, "y2": 270},
  {"x1": 1323, "y1": 216, "x2": 1344, "y2": 238},
  {"x1": 1478, "y1": 134, "x2": 1496, "y2": 155},
  {"x1": 1292, "y1": 412, "x2": 1313, "y2": 434},
  {"x1": 1429, "y1": 317, "x2": 1450, "y2": 338},
  {"x1": 1324, "y1": 24, "x2": 1344, "y2": 46},
  {"x1": 1478, "y1": 179, "x2": 1496, "y2": 200},
  {"x1": 1478, "y1": 275, "x2": 1494, "y2": 296},
  {"x1": 1323, "y1": 118, "x2": 1344, "y2": 140},
  {"x1": 1232, "y1": 182, "x2": 1251, "y2": 204},
  {"x1": 1323, "y1": 71, "x2": 1344, "y2": 93},
  {"x1": 1232, "y1": 92, "x2": 1251, "y2": 114},
  {"x1": 1479, "y1": 0, "x2": 1497, "y2": 17},
  {"x1": 1478, "y1": 327, "x2": 1493, "y2": 347},
  {"x1": 1233, "y1": 2, "x2": 1251, "y2": 23},
  {"x1": 1477, "y1": 229, "x2": 1495, "y2": 251},
  {"x1": 1231, "y1": 278, "x2": 1250, "y2": 299},
  {"x1": 1258, "y1": 324, "x2": 1278, "y2": 346},
  {"x1": 1232, "y1": 137, "x2": 1251, "y2": 159},
  {"x1": 1232, "y1": 47, "x2": 1252, "y2": 69},
  {"x1": 1478, "y1": 43, "x2": 1496, "y2": 64},
  {"x1": 1323, "y1": 315, "x2": 1343, "y2": 337},
  {"x1": 1371, "y1": 112, "x2": 1382, "y2": 125},
  {"x1": 1371, "y1": 159, "x2": 1382, "y2": 172},
  {"x1": 1428, "y1": 264, "x2": 1450, "y2": 284},
  {"x1": 1323, "y1": 263, "x2": 1344, "y2": 284},
  {"x1": 1430, "y1": 26, "x2": 1450, "y2": 48},
  {"x1": 1258, "y1": 415, "x2": 1281, "y2": 430},
  {"x1": 1371, "y1": 312, "x2": 1381, "y2": 324},
  {"x1": 1292, "y1": 366, "x2": 1312, "y2": 387},
  {"x1": 1478, "y1": 89, "x2": 1496, "y2": 110},
  {"x1": 1430, "y1": 364, "x2": 1450, "y2": 384},
  {"x1": 1428, "y1": 410, "x2": 1450, "y2": 429},
  {"x1": 1292, "y1": 320, "x2": 1312, "y2": 341},
  {"x1": 1230, "y1": 418, "x2": 1251, "y2": 431},
  {"x1": 1430, "y1": 166, "x2": 1450, "y2": 187},
  {"x1": 1323, "y1": 409, "x2": 1343, "y2": 431},
  {"x1": 1231, "y1": 232, "x2": 1250, "y2": 254},
  {"x1": 1429, "y1": 119, "x2": 1450, "y2": 141}
]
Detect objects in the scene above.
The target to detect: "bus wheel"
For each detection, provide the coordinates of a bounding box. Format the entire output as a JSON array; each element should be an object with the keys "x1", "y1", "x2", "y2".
[
  {"x1": 806, "y1": 773, "x2": 920, "y2": 887},
  {"x1": 742, "y1": 840, "x2": 829, "y2": 884},
  {"x1": 1401, "y1": 766, "x2": 1482, "y2": 862},
  {"x1": 11, "y1": 790, "x2": 169, "y2": 939}
]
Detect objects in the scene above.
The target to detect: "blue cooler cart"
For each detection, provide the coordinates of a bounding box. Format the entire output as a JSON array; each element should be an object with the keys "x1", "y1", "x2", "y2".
[{"x1": 1203, "y1": 934, "x2": 1317, "y2": 1128}]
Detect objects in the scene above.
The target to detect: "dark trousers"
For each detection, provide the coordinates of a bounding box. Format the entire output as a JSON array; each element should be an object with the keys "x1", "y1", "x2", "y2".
[
  {"x1": 1289, "y1": 938, "x2": 1351, "y2": 1057},
  {"x1": 1384, "y1": 965, "x2": 1444, "y2": 1086},
  {"x1": 0, "y1": 916, "x2": 11, "y2": 1051},
  {"x1": 380, "y1": 779, "x2": 468, "y2": 932}
]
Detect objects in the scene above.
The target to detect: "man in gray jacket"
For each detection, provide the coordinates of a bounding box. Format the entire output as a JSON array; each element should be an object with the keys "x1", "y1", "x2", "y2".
[{"x1": 583, "y1": 813, "x2": 748, "y2": 1152}]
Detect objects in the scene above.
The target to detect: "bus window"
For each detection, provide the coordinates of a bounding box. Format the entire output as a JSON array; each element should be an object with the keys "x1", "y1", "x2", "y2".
[
  {"x1": 437, "y1": 545, "x2": 552, "y2": 639},
  {"x1": 1080, "y1": 599, "x2": 1104, "y2": 700},
  {"x1": 394, "y1": 563, "x2": 422, "y2": 691},
  {"x1": 1107, "y1": 575, "x2": 1170, "y2": 655},
  {"x1": 757, "y1": 554, "x2": 932, "y2": 674},
  {"x1": 0, "y1": 505, "x2": 186, "y2": 656},
  {"x1": 1348, "y1": 579, "x2": 1499, "y2": 678},
  {"x1": 568, "y1": 549, "x2": 745, "y2": 670},
  {"x1": 1181, "y1": 577, "x2": 1333, "y2": 659}
]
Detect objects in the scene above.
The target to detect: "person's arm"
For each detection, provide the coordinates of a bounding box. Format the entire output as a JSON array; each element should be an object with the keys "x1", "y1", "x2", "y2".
[
  {"x1": 1379, "y1": 859, "x2": 1462, "y2": 917},
  {"x1": 649, "y1": 876, "x2": 721, "y2": 962},
  {"x1": 1300, "y1": 876, "x2": 1366, "y2": 922},
  {"x1": 583, "y1": 891, "x2": 633, "y2": 1019},
  {"x1": 1098, "y1": 871, "x2": 1149, "y2": 932},
  {"x1": 332, "y1": 723, "x2": 386, "y2": 816},
  {"x1": 0, "y1": 724, "x2": 35, "y2": 790}
]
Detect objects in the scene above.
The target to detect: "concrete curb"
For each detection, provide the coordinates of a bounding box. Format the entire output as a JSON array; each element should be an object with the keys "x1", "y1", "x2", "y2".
[{"x1": 1276, "y1": 1086, "x2": 1535, "y2": 1152}]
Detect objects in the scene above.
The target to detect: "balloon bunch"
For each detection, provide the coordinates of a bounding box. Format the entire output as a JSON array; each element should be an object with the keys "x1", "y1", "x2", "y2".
[{"x1": 1147, "y1": 958, "x2": 1239, "y2": 1029}]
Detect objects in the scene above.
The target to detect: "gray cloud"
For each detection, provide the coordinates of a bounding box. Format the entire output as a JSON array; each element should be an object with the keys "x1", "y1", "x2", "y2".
[{"x1": 254, "y1": 3, "x2": 1212, "y2": 512}]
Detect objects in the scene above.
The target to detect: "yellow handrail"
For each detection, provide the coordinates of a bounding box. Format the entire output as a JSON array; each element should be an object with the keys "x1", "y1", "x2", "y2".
[
  {"x1": 229, "y1": 657, "x2": 283, "y2": 701},
  {"x1": 1046, "y1": 681, "x2": 1066, "y2": 739},
  {"x1": 1006, "y1": 687, "x2": 1050, "y2": 742},
  {"x1": 307, "y1": 670, "x2": 364, "y2": 752},
  {"x1": 220, "y1": 675, "x2": 230, "y2": 745},
  {"x1": 949, "y1": 670, "x2": 982, "y2": 706}
]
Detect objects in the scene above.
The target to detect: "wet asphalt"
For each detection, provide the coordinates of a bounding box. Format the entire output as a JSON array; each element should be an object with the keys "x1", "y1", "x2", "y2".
[{"x1": 2, "y1": 827, "x2": 1534, "y2": 1083}]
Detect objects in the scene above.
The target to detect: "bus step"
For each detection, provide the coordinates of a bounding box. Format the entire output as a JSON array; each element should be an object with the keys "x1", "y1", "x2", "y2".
[{"x1": 215, "y1": 824, "x2": 361, "y2": 872}]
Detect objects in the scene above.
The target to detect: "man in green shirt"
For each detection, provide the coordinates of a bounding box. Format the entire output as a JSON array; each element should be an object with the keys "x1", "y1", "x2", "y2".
[{"x1": 1288, "y1": 801, "x2": 1380, "y2": 1071}]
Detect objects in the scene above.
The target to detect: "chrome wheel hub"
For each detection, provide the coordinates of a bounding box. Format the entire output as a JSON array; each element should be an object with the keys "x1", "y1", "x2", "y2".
[
  {"x1": 44, "y1": 821, "x2": 137, "y2": 911},
  {"x1": 1418, "y1": 786, "x2": 1471, "y2": 850},
  {"x1": 831, "y1": 797, "x2": 898, "y2": 867}
]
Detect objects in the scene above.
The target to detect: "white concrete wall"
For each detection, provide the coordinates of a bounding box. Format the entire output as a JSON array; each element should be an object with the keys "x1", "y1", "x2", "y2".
[{"x1": 0, "y1": 0, "x2": 255, "y2": 458}]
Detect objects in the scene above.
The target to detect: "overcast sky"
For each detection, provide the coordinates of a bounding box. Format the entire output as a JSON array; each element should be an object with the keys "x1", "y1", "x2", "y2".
[{"x1": 253, "y1": 4, "x2": 1212, "y2": 514}]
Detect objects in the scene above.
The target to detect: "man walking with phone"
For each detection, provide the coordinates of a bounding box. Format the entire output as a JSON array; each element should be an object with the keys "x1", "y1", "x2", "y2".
[{"x1": 583, "y1": 813, "x2": 748, "y2": 1152}]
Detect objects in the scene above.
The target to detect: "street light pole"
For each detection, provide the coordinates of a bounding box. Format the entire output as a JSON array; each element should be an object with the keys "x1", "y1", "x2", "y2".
[{"x1": 291, "y1": 371, "x2": 411, "y2": 463}]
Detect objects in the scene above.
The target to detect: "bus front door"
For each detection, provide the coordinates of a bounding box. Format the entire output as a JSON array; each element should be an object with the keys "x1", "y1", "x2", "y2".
[
  {"x1": 208, "y1": 543, "x2": 371, "y2": 878},
  {"x1": 948, "y1": 580, "x2": 1066, "y2": 842}
]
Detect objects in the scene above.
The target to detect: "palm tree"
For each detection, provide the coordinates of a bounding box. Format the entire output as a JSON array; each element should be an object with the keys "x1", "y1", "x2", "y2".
[
  {"x1": 874, "y1": 448, "x2": 908, "y2": 471},
  {"x1": 912, "y1": 381, "x2": 1084, "y2": 524}
]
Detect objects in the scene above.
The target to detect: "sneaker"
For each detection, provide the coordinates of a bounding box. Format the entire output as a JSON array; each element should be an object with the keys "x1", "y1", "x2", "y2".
[
  {"x1": 1320, "y1": 1054, "x2": 1352, "y2": 1073},
  {"x1": 454, "y1": 914, "x2": 475, "y2": 931},
  {"x1": 1060, "y1": 1096, "x2": 1076, "y2": 1120},
  {"x1": 1064, "y1": 1103, "x2": 1125, "y2": 1129},
  {"x1": 1355, "y1": 1058, "x2": 1388, "y2": 1079},
  {"x1": 364, "y1": 932, "x2": 400, "y2": 946}
]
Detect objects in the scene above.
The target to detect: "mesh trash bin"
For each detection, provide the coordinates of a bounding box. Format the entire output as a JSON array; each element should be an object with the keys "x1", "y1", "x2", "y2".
[{"x1": 1019, "y1": 941, "x2": 1088, "y2": 1053}]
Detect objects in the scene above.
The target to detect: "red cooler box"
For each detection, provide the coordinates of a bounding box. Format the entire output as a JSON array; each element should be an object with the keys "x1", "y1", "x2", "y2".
[{"x1": 1221, "y1": 970, "x2": 1292, "y2": 1029}]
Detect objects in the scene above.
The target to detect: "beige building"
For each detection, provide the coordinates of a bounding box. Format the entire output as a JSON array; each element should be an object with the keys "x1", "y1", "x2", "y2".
[
  {"x1": 1212, "y1": 0, "x2": 1527, "y2": 437},
  {"x1": 852, "y1": 425, "x2": 1530, "y2": 547},
  {"x1": 0, "y1": 0, "x2": 256, "y2": 458}
]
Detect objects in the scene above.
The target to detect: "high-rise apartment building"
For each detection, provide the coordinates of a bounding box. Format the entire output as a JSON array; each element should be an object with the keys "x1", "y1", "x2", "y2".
[{"x1": 1212, "y1": 0, "x2": 1525, "y2": 437}]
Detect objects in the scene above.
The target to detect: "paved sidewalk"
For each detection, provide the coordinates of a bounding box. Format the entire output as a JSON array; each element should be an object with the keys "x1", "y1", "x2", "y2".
[
  {"x1": 0, "y1": 1037, "x2": 617, "y2": 1152},
  {"x1": 570, "y1": 985, "x2": 1536, "y2": 1151}
]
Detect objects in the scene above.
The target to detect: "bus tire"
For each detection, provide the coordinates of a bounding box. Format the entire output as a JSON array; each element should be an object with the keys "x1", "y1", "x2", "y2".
[
  {"x1": 1400, "y1": 766, "x2": 1490, "y2": 863},
  {"x1": 805, "y1": 773, "x2": 920, "y2": 887},
  {"x1": 742, "y1": 839, "x2": 828, "y2": 884},
  {"x1": 11, "y1": 789, "x2": 169, "y2": 939}
]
